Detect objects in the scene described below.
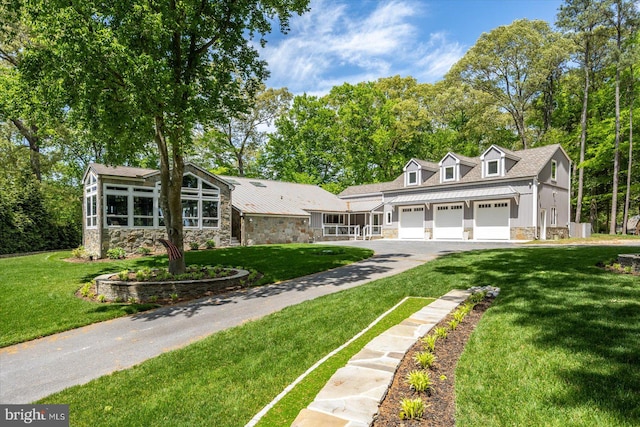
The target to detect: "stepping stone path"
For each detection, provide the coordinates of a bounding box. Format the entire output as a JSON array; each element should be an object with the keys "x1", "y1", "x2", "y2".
[{"x1": 291, "y1": 289, "x2": 471, "y2": 427}]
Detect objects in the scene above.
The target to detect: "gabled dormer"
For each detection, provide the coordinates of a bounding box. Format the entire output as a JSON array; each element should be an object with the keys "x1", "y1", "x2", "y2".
[
  {"x1": 480, "y1": 145, "x2": 521, "y2": 178},
  {"x1": 438, "y1": 153, "x2": 476, "y2": 183},
  {"x1": 403, "y1": 158, "x2": 438, "y2": 187}
]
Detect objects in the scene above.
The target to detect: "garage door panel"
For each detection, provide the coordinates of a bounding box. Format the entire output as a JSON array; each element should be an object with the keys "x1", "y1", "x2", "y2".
[
  {"x1": 433, "y1": 204, "x2": 463, "y2": 239},
  {"x1": 475, "y1": 201, "x2": 509, "y2": 240},
  {"x1": 399, "y1": 207, "x2": 424, "y2": 239}
]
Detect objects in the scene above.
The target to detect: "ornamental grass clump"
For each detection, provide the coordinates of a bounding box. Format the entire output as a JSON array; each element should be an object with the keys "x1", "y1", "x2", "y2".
[
  {"x1": 421, "y1": 334, "x2": 438, "y2": 352},
  {"x1": 399, "y1": 398, "x2": 425, "y2": 420},
  {"x1": 406, "y1": 370, "x2": 432, "y2": 393},
  {"x1": 414, "y1": 351, "x2": 437, "y2": 369},
  {"x1": 434, "y1": 326, "x2": 448, "y2": 340}
]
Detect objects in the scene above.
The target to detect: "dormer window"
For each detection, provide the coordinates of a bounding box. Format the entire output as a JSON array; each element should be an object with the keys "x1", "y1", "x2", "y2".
[
  {"x1": 486, "y1": 160, "x2": 499, "y2": 177},
  {"x1": 407, "y1": 171, "x2": 418, "y2": 186},
  {"x1": 444, "y1": 166, "x2": 455, "y2": 181}
]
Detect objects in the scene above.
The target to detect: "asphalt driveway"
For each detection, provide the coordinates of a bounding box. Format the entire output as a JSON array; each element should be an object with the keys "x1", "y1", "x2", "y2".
[{"x1": 0, "y1": 240, "x2": 516, "y2": 404}]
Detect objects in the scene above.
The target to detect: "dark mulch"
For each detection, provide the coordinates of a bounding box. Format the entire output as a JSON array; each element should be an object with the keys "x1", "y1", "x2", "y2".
[{"x1": 372, "y1": 298, "x2": 492, "y2": 427}]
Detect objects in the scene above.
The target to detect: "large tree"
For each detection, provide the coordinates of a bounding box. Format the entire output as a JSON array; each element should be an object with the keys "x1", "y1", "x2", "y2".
[
  {"x1": 447, "y1": 19, "x2": 569, "y2": 150},
  {"x1": 557, "y1": 0, "x2": 613, "y2": 224},
  {"x1": 19, "y1": 0, "x2": 308, "y2": 273}
]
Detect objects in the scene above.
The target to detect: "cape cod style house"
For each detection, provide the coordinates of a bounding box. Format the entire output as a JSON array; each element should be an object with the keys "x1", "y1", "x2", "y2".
[{"x1": 82, "y1": 143, "x2": 570, "y2": 257}]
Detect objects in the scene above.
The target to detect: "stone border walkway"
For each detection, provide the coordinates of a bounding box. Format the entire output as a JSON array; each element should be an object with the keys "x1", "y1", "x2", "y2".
[{"x1": 291, "y1": 289, "x2": 471, "y2": 427}]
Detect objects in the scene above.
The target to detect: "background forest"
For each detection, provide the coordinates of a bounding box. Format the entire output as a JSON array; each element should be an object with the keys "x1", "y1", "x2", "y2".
[{"x1": 1, "y1": 0, "x2": 638, "y2": 255}]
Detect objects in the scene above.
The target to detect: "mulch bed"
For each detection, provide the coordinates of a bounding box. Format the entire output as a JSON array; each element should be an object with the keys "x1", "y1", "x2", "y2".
[{"x1": 372, "y1": 298, "x2": 493, "y2": 427}]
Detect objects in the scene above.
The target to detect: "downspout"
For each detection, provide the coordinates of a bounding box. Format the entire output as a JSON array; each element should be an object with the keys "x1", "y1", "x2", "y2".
[{"x1": 532, "y1": 178, "x2": 539, "y2": 240}]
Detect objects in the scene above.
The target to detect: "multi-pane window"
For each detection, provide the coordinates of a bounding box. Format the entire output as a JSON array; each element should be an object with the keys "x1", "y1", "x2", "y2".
[
  {"x1": 133, "y1": 191, "x2": 154, "y2": 226},
  {"x1": 407, "y1": 171, "x2": 417, "y2": 186},
  {"x1": 323, "y1": 214, "x2": 344, "y2": 224},
  {"x1": 444, "y1": 166, "x2": 455, "y2": 181},
  {"x1": 551, "y1": 160, "x2": 558, "y2": 181},
  {"x1": 85, "y1": 173, "x2": 98, "y2": 228},
  {"x1": 551, "y1": 207, "x2": 558, "y2": 226},
  {"x1": 486, "y1": 160, "x2": 499, "y2": 176},
  {"x1": 180, "y1": 173, "x2": 220, "y2": 228}
]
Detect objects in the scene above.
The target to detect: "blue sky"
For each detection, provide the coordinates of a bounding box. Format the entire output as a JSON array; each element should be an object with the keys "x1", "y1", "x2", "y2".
[{"x1": 259, "y1": 0, "x2": 564, "y2": 96}]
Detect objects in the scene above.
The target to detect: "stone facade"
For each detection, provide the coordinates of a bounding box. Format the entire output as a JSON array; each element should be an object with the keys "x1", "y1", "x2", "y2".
[
  {"x1": 618, "y1": 254, "x2": 640, "y2": 273},
  {"x1": 512, "y1": 227, "x2": 536, "y2": 241},
  {"x1": 243, "y1": 215, "x2": 313, "y2": 245},
  {"x1": 102, "y1": 228, "x2": 229, "y2": 256},
  {"x1": 94, "y1": 269, "x2": 249, "y2": 302},
  {"x1": 545, "y1": 227, "x2": 570, "y2": 240}
]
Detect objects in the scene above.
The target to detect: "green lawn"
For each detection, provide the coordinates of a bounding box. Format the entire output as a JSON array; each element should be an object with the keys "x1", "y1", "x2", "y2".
[
  {"x1": 0, "y1": 244, "x2": 372, "y2": 347},
  {"x1": 36, "y1": 245, "x2": 639, "y2": 426}
]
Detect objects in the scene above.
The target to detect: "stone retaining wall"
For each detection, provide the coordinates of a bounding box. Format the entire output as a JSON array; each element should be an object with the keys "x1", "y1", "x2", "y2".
[
  {"x1": 95, "y1": 269, "x2": 249, "y2": 302},
  {"x1": 618, "y1": 254, "x2": 640, "y2": 273}
]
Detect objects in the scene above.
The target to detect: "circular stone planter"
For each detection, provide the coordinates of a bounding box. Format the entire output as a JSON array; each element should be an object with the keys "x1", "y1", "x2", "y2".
[
  {"x1": 618, "y1": 253, "x2": 640, "y2": 273},
  {"x1": 94, "y1": 268, "x2": 250, "y2": 302}
]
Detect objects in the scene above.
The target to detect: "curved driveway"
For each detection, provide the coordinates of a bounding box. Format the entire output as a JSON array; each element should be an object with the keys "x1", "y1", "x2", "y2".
[{"x1": 0, "y1": 240, "x2": 515, "y2": 404}]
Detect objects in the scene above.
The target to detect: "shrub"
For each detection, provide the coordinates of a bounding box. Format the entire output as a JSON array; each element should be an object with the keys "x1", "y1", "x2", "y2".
[
  {"x1": 189, "y1": 242, "x2": 200, "y2": 250},
  {"x1": 205, "y1": 239, "x2": 216, "y2": 249},
  {"x1": 406, "y1": 370, "x2": 432, "y2": 393},
  {"x1": 137, "y1": 247, "x2": 151, "y2": 255},
  {"x1": 106, "y1": 247, "x2": 126, "y2": 259},
  {"x1": 117, "y1": 270, "x2": 129, "y2": 281},
  {"x1": 399, "y1": 398, "x2": 425, "y2": 420},
  {"x1": 414, "y1": 351, "x2": 436, "y2": 369},
  {"x1": 135, "y1": 267, "x2": 152, "y2": 281},
  {"x1": 71, "y1": 245, "x2": 86, "y2": 259},
  {"x1": 149, "y1": 295, "x2": 158, "y2": 303},
  {"x1": 127, "y1": 296, "x2": 137, "y2": 304},
  {"x1": 421, "y1": 334, "x2": 437, "y2": 352}
]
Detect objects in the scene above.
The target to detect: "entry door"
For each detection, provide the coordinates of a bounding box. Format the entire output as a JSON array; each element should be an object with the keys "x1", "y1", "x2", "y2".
[
  {"x1": 433, "y1": 204, "x2": 464, "y2": 239},
  {"x1": 399, "y1": 207, "x2": 425, "y2": 239}
]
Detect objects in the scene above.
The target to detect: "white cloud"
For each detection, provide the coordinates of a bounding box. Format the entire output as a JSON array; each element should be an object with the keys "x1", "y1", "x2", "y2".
[{"x1": 261, "y1": 0, "x2": 467, "y2": 95}]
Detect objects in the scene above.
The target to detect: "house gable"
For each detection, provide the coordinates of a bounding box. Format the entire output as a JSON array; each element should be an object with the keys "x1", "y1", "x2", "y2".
[
  {"x1": 438, "y1": 153, "x2": 475, "y2": 183},
  {"x1": 480, "y1": 145, "x2": 521, "y2": 178},
  {"x1": 403, "y1": 158, "x2": 437, "y2": 187}
]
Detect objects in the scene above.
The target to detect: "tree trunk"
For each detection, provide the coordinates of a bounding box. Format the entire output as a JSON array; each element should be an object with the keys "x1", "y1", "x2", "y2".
[
  {"x1": 610, "y1": 7, "x2": 623, "y2": 235},
  {"x1": 155, "y1": 116, "x2": 186, "y2": 275},
  {"x1": 622, "y1": 65, "x2": 634, "y2": 234},
  {"x1": 575, "y1": 66, "x2": 589, "y2": 224},
  {"x1": 11, "y1": 119, "x2": 42, "y2": 181}
]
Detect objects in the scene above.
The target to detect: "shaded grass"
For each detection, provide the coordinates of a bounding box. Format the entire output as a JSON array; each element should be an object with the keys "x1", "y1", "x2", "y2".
[
  {"x1": 35, "y1": 246, "x2": 640, "y2": 427},
  {"x1": 526, "y1": 232, "x2": 640, "y2": 245},
  {"x1": 0, "y1": 244, "x2": 372, "y2": 347}
]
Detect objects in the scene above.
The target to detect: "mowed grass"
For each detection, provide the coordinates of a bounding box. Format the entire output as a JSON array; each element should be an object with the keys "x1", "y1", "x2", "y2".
[
  {"x1": 0, "y1": 244, "x2": 372, "y2": 347},
  {"x1": 37, "y1": 245, "x2": 640, "y2": 426}
]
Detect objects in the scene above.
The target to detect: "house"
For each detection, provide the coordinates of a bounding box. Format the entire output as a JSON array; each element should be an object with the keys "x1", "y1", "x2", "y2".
[
  {"x1": 81, "y1": 143, "x2": 570, "y2": 256},
  {"x1": 339, "y1": 144, "x2": 571, "y2": 241},
  {"x1": 81, "y1": 163, "x2": 381, "y2": 257}
]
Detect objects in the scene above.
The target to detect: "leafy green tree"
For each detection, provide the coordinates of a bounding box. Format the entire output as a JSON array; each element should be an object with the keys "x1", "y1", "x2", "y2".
[
  {"x1": 448, "y1": 19, "x2": 570, "y2": 150},
  {"x1": 557, "y1": 0, "x2": 613, "y2": 223},
  {"x1": 193, "y1": 85, "x2": 292, "y2": 177},
  {"x1": 19, "y1": 0, "x2": 309, "y2": 273}
]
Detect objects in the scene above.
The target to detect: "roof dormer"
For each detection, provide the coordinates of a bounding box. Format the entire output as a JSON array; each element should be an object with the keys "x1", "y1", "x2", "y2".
[
  {"x1": 480, "y1": 145, "x2": 521, "y2": 178},
  {"x1": 403, "y1": 158, "x2": 437, "y2": 187},
  {"x1": 438, "y1": 153, "x2": 475, "y2": 183}
]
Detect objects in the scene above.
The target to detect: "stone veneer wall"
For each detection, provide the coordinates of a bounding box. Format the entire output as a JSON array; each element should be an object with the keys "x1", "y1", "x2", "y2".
[
  {"x1": 95, "y1": 269, "x2": 249, "y2": 302},
  {"x1": 545, "y1": 227, "x2": 570, "y2": 240},
  {"x1": 244, "y1": 215, "x2": 313, "y2": 246},
  {"x1": 618, "y1": 254, "x2": 640, "y2": 272},
  {"x1": 512, "y1": 227, "x2": 536, "y2": 240},
  {"x1": 382, "y1": 228, "x2": 398, "y2": 239},
  {"x1": 311, "y1": 229, "x2": 351, "y2": 242},
  {"x1": 84, "y1": 228, "x2": 101, "y2": 257},
  {"x1": 102, "y1": 228, "x2": 230, "y2": 256}
]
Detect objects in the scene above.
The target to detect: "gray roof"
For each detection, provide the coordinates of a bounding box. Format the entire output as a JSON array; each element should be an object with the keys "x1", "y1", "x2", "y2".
[
  {"x1": 88, "y1": 163, "x2": 158, "y2": 179},
  {"x1": 341, "y1": 144, "x2": 565, "y2": 197},
  {"x1": 386, "y1": 186, "x2": 520, "y2": 205},
  {"x1": 220, "y1": 175, "x2": 348, "y2": 216}
]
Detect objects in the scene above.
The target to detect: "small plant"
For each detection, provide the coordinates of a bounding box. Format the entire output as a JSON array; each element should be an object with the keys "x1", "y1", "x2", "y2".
[
  {"x1": 434, "y1": 326, "x2": 448, "y2": 340},
  {"x1": 137, "y1": 246, "x2": 151, "y2": 255},
  {"x1": 149, "y1": 295, "x2": 158, "y2": 303},
  {"x1": 421, "y1": 334, "x2": 437, "y2": 352},
  {"x1": 453, "y1": 310, "x2": 466, "y2": 322},
  {"x1": 127, "y1": 296, "x2": 137, "y2": 304},
  {"x1": 170, "y1": 293, "x2": 179, "y2": 302},
  {"x1": 189, "y1": 242, "x2": 200, "y2": 250},
  {"x1": 406, "y1": 370, "x2": 432, "y2": 393},
  {"x1": 469, "y1": 291, "x2": 487, "y2": 304},
  {"x1": 79, "y1": 282, "x2": 92, "y2": 297},
  {"x1": 623, "y1": 266, "x2": 633, "y2": 274},
  {"x1": 398, "y1": 398, "x2": 425, "y2": 420},
  {"x1": 71, "y1": 245, "x2": 86, "y2": 259},
  {"x1": 448, "y1": 319, "x2": 460, "y2": 330},
  {"x1": 156, "y1": 270, "x2": 172, "y2": 281},
  {"x1": 135, "y1": 267, "x2": 152, "y2": 281},
  {"x1": 414, "y1": 351, "x2": 436, "y2": 369},
  {"x1": 205, "y1": 239, "x2": 216, "y2": 249},
  {"x1": 439, "y1": 374, "x2": 447, "y2": 381},
  {"x1": 106, "y1": 247, "x2": 126, "y2": 259},
  {"x1": 97, "y1": 294, "x2": 107, "y2": 303},
  {"x1": 117, "y1": 270, "x2": 130, "y2": 281}
]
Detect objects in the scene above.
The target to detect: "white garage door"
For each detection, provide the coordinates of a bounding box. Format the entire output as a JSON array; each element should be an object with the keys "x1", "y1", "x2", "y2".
[
  {"x1": 475, "y1": 201, "x2": 510, "y2": 240},
  {"x1": 433, "y1": 204, "x2": 464, "y2": 239},
  {"x1": 399, "y1": 206, "x2": 425, "y2": 239}
]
